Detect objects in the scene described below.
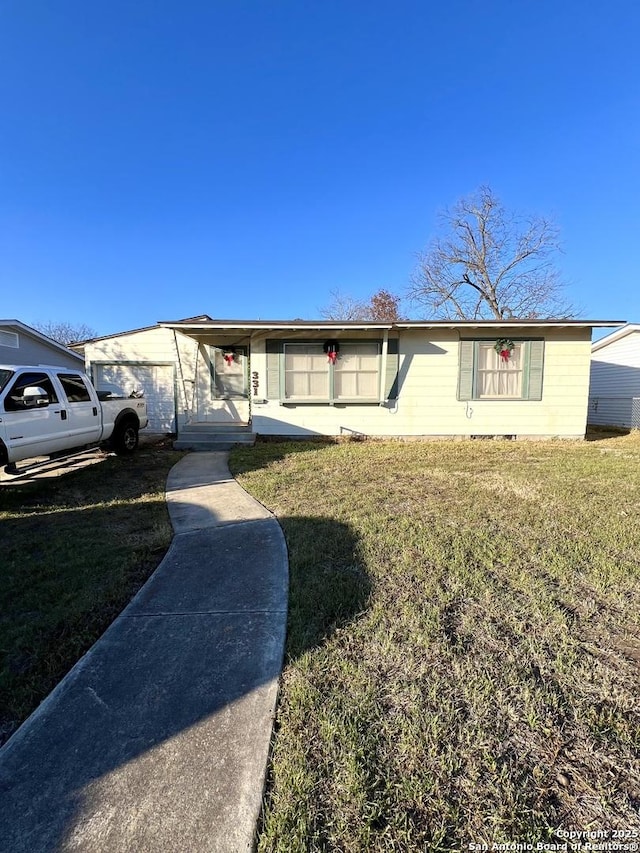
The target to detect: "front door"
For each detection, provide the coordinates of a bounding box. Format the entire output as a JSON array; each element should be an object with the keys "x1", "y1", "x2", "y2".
[{"x1": 196, "y1": 345, "x2": 250, "y2": 423}]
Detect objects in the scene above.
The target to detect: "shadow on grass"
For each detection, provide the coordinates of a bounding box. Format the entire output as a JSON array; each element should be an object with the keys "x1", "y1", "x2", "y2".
[
  {"x1": 231, "y1": 437, "x2": 350, "y2": 477},
  {"x1": 0, "y1": 445, "x2": 184, "y2": 745},
  {"x1": 0, "y1": 448, "x2": 372, "y2": 851},
  {"x1": 278, "y1": 515, "x2": 371, "y2": 660},
  {"x1": 0, "y1": 499, "x2": 170, "y2": 744},
  {"x1": 585, "y1": 425, "x2": 633, "y2": 441},
  {"x1": 0, "y1": 447, "x2": 182, "y2": 508}
]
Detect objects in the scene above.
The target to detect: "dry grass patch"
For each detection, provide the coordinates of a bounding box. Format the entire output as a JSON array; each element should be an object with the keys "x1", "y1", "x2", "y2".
[{"x1": 230, "y1": 434, "x2": 640, "y2": 851}]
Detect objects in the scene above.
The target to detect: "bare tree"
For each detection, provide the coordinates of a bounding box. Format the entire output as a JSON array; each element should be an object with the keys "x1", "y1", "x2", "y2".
[
  {"x1": 32, "y1": 321, "x2": 97, "y2": 345},
  {"x1": 320, "y1": 288, "x2": 404, "y2": 322},
  {"x1": 409, "y1": 186, "x2": 575, "y2": 320},
  {"x1": 319, "y1": 290, "x2": 371, "y2": 321}
]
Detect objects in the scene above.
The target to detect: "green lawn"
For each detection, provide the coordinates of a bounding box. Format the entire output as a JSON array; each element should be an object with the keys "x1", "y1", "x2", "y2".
[
  {"x1": 230, "y1": 433, "x2": 640, "y2": 850},
  {"x1": 0, "y1": 444, "x2": 183, "y2": 745}
]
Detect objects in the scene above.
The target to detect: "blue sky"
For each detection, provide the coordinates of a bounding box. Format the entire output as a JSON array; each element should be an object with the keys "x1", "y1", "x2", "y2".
[{"x1": 1, "y1": 0, "x2": 638, "y2": 337}]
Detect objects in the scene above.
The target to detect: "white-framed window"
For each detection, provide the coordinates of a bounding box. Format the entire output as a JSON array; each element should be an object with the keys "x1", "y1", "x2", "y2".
[
  {"x1": 457, "y1": 339, "x2": 545, "y2": 402},
  {"x1": 475, "y1": 342, "x2": 524, "y2": 398},
  {"x1": 284, "y1": 344, "x2": 328, "y2": 399},
  {"x1": 282, "y1": 342, "x2": 380, "y2": 402},
  {"x1": 0, "y1": 330, "x2": 19, "y2": 348},
  {"x1": 334, "y1": 343, "x2": 380, "y2": 399}
]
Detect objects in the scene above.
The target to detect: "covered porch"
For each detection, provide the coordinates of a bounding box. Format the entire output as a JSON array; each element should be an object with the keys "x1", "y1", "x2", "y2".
[
  {"x1": 160, "y1": 317, "x2": 396, "y2": 448},
  {"x1": 163, "y1": 322, "x2": 255, "y2": 449}
]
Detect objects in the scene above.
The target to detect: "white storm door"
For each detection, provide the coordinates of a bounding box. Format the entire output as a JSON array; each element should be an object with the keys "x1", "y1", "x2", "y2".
[{"x1": 196, "y1": 346, "x2": 250, "y2": 423}]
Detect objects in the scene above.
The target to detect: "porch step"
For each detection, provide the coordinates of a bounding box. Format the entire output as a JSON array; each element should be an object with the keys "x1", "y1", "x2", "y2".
[{"x1": 173, "y1": 424, "x2": 256, "y2": 452}]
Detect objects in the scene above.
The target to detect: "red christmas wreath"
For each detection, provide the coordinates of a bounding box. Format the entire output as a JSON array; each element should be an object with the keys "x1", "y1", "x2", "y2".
[{"x1": 494, "y1": 338, "x2": 515, "y2": 363}]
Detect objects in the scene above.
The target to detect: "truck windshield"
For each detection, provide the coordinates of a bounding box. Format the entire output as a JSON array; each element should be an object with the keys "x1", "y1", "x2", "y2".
[{"x1": 0, "y1": 369, "x2": 14, "y2": 393}]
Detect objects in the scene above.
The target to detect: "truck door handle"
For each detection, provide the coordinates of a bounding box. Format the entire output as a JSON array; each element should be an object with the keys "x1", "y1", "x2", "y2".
[
  {"x1": 60, "y1": 410, "x2": 67, "y2": 421},
  {"x1": 93, "y1": 407, "x2": 98, "y2": 416}
]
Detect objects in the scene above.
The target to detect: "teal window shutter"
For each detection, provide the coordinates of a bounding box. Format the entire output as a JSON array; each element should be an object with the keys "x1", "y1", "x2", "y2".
[
  {"x1": 265, "y1": 340, "x2": 282, "y2": 399},
  {"x1": 457, "y1": 340, "x2": 475, "y2": 400},
  {"x1": 384, "y1": 338, "x2": 400, "y2": 400},
  {"x1": 525, "y1": 339, "x2": 545, "y2": 400}
]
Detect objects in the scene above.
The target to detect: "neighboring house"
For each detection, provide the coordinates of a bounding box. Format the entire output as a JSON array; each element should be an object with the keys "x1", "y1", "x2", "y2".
[
  {"x1": 0, "y1": 320, "x2": 85, "y2": 370},
  {"x1": 77, "y1": 316, "x2": 621, "y2": 440},
  {"x1": 589, "y1": 324, "x2": 640, "y2": 428}
]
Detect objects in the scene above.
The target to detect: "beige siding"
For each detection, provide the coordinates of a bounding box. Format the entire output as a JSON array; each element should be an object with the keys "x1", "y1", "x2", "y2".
[
  {"x1": 84, "y1": 328, "x2": 197, "y2": 431},
  {"x1": 83, "y1": 326, "x2": 592, "y2": 438},
  {"x1": 251, "y1": 328, "x2": 592, "y2": 438},
  {"x1": 83, "y1": 328, "x2": 255, "y2": 430}
]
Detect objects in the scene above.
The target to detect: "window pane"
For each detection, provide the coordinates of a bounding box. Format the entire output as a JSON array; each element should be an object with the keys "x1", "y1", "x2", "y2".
[
  {"x1": 334, "y1": 343, "x2": 379, "y2": 399},
  {"x1": 309, "y1": 352, "x2": 328, "y2": 371},
  {"x1": 212, "y1": 349, "x2": 247, "y2": 398},
  {"x1": 219, "y1": 372, "x2": 246, "y2": 397},
  {"x1": 4, "y1": 372, "x2": 59, "y2": 411},
  {"x1": 357, "y1": 372, "x2": 378, "y2": 397},
  {"x1": 283, "y1": 342, "x2": 379, "y2": 400},
  {"x1": 478, "y1": 344, "x2": 496, "y2": 369},
  {"x1": 57, "y1": 374, "x2": 92, "y2": 402},
  {"x1": 336, "y1": 343, "x2": 379, "y2": 367},
  {"x1": 309, "y1": 372, "x2": 329, "y2": 396},
  {"x1": 288, "y1": 373, "x2": 310, "y2": 396},
  {"x1": 476, "y1": 343, "x2": 523, "y2": 398},
  {"x1": 338, "y1": 351, "x2": 358, "y2": 368},
  {"x1": 284, "y1": 345, "x2": 328, "y2": 398},
  {"x1": 334, "y1": 372, "x2": 357, "y2": 397},
  {"x1": 285, "y1": 352, "x2": 309, "y2": 371},
  {"x1": 0, "y1": 369, "x2": 15, "y2": 393}
]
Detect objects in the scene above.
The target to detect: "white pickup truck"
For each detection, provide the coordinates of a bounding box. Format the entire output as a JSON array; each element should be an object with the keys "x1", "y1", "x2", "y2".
[{"x1": 0, "y1": 365, "x2": 148, "y2": 472}]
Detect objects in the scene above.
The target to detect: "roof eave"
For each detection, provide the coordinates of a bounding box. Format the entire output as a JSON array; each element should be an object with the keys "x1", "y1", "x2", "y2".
[
  {"x1": 0, "y1": 319, "x2": 85, "y2": 360},
  {"x1": 159, "y1": 321, "x2": 395, "y2": 331},
  {"x1": 160, "y1": 319, "x2": 625, "y2": 332},
  {"x1": 591, "y1": 322, "x2": 640, "y2": 351},
  {"x1": 395, "y1": 320, "x2": 625, "y2": 329}
]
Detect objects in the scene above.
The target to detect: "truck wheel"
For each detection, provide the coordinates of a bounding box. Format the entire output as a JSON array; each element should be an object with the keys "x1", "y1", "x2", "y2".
[{"x1": 112, "y1": 419, "x2": 139, "y2": 455}]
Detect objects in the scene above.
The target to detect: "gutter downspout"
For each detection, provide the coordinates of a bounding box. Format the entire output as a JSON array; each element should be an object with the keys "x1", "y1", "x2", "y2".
[{"x1": 380, "y1": 329, "x2": 389, "y2": 404}]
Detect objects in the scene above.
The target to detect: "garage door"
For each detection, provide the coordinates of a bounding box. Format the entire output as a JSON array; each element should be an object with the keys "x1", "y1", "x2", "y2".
[{"x1": 94, "y1": 363, "x2": 176, "y2": 433}]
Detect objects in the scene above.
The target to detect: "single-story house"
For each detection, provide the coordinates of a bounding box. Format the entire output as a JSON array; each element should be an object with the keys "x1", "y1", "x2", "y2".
[
  {"x1": 589, "y1": 323, "x2": 640, "y2": 428},
  {"x1": 77, "y1": 316, "x2": 622, "y2": 442},
  {"x1": 0, "y1": 320, "x2": 85, "y2": 370}
]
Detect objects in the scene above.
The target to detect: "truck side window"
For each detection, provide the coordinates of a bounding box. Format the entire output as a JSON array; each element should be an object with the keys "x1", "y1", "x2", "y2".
[
  {"x1": 57, "y1": 374, "x2": 92, "y2": 403},
  {"x1": 4, "y1": 373, "x2": 59, "y2": 411}
]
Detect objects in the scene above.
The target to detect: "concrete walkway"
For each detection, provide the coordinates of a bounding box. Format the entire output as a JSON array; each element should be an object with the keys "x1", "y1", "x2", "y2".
[{"x1": 0, "y1": 452, "x2": 288, "y2": 852}]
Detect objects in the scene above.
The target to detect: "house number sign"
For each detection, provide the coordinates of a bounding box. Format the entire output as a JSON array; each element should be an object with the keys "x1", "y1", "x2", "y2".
[{"x1": 252, "y1": 371, "x2": 259, "y2": 397}]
